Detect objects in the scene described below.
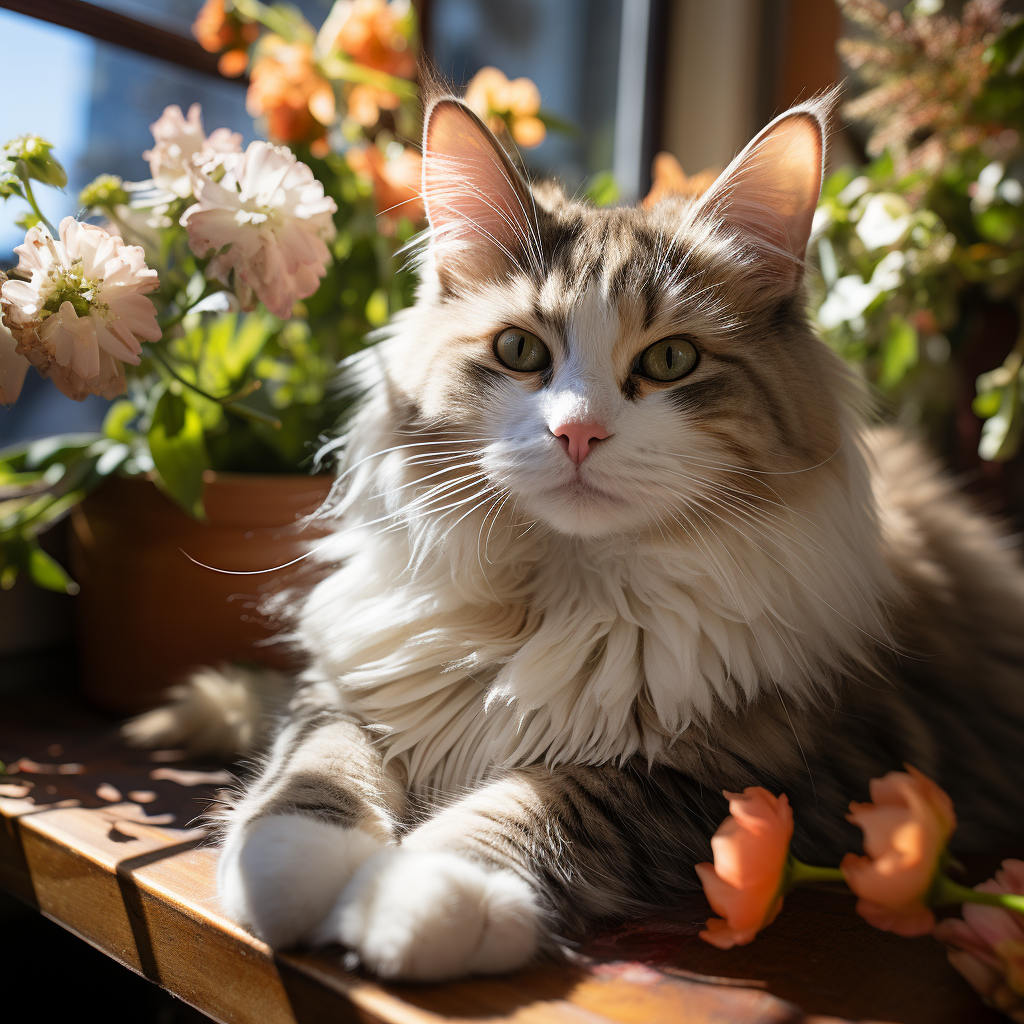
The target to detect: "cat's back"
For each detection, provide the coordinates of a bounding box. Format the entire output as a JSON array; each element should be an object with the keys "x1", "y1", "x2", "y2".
[{"x1": 862, "y1": 427, "x2": 1024, "y2": 846}]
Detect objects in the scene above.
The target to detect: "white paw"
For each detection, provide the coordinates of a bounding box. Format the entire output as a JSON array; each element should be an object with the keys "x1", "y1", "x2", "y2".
[
  {"x1": 314, "y1": 849, "x2": 540, "y2": 981},
  {"x1": 217, "y1": 813, "x2": 385, "y2": 948}
]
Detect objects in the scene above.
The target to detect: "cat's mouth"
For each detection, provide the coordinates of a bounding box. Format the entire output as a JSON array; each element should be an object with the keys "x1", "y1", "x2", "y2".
[{"x1": 551, "y1": 476, "x2": 621, "y2": 502}]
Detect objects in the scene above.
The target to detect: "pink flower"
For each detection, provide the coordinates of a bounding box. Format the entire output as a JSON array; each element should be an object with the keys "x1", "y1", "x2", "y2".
[
  {"x1": 841, "y1": 765, "x2": 957, "y2": 937},
  {"x1": 934, "y1": 861, "x2": 1024, "y2": 1022},
  {"x1": 180, "y1": 141, "x2": 337, "y2": 319},
  {"x1": 696, "y1": 788, "x2": 794, "y2": 949},
  {"x1": 0, "y1": 218, "x2": 160, "y2": 401},
  {"x1": 0, "y1": 311, "x2": 30, "y2": 405},
  {"x1": 143, "y1": 103, "x2": 242, "y2": 199}
]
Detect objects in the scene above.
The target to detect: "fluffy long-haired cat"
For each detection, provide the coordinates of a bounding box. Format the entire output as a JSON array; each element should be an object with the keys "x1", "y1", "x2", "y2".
[{"x1": 131, "y1": 94, "x2": 1024, "y2": 981}]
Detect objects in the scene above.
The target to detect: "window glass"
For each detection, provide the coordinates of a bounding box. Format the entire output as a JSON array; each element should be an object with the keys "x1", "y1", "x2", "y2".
[
  {"x1": 88, "y1": 0, "x2": 337, "y2": 38},
  {"x1": 429, "y1": 0, "x2": 622, "y2": 187}
]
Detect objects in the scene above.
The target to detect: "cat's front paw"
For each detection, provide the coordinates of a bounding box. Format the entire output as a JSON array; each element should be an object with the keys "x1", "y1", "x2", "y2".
[
  {"x1": 217, "y1": 813, "x2": 385, "y2": 948},
  {"x1": 314, "y1": 849, "x2": 540, "y2": 980}
]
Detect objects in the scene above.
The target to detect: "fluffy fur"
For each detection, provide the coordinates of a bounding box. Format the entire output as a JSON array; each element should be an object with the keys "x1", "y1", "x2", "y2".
[{"x1": 131, "y1": 95, "x2": 1024, "y2": 980}]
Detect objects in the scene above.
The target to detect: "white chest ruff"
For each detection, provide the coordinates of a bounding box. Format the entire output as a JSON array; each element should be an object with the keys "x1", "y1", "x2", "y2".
[{"x1": 299, "y1": 504, "x2": 882, "y2": 792}]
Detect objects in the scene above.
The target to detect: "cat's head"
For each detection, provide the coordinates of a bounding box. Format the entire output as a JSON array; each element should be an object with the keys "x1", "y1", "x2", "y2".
[{"x1": 372, "y1": 95, "x2": 859, "y2": 542}]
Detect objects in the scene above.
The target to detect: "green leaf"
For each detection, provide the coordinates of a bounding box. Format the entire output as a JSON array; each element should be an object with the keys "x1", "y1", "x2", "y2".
[
  {"x1": 584, "y1": 171, "x2": 620, "y2": 208},
  {"x1": 95, "y1": 442, "x2": 131, "y2": 477},
  {"x1": 979, "y1": 369, "x2": 1024, "y2": 462},
  {"x1": 28, "y1": 546, "x2": 78, "y2": 595},
  {"x1": 878, "y1": 316, "x2": 919, "y2": 389},
  {"x1": 365, "y1": 288, "x2": 389, "y2": 327},
  {"x1": 15, "y1": 210, "x2": 41, "y2": 230},
  {"x1": 973, "y1": 388, "x2": 1002, "y2": 418},
  {"x1": 975, "y1": 205, "x2": 1021, "y2": 245},
  {"x1": 103, "y1": 400, "x2": 139, "y2": 443},
  {"x1": 148, "y1": 390, "x2": 210, "y2": 518}
]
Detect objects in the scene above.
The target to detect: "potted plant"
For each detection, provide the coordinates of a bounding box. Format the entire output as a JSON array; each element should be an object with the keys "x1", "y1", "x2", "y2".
[{"x1": 0, "y1": 0, "x2": 557, "y2": 712}]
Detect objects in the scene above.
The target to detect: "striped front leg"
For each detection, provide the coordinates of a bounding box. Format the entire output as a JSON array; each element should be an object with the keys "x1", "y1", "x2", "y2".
[
  {"x1": 216, "y1": 681, "x2": 406, "y2": 948},
  {"x1": 312, "y1": 762, "x2": 716, "y2": 980}
]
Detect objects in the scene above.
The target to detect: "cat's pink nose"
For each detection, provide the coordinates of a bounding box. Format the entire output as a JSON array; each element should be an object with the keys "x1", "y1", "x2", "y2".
[{"x1": 552, "y1": 421, "x2": 609, "y2": 465}]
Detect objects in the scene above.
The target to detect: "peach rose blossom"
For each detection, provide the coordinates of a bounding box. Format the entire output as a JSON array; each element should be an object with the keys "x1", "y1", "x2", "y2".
[
  {"x1": 0, "y1": 219, "x2": 160, "y2": 401},
  {"x1": 696, "y1": 788, "x2": 793, "y2": 949},
  {"x1": 464, "y1": 66, "x2": 546, "y2": 149},
  {"x1": 347, "y1": 143, "x2": 423, "y2": 232},
  {"x1": 319, "y1": 0, "x2": 415, "y2": 78},
  {"x1": 934, "y1": 860, "x2": 1024, "y2": 1022},
  {"x1": 181, "y1": 142, "x2": 337, "y2": 318},
  {"x1": 841, "y1": 765, "x2": 956, "y2": 937},
  {"x1": 345, "y1": 82, "x2": 401, "y2": 128},
  {"x1": 0, "y1": 307, "x2": 30, "y2": 406},
  {"x1": 642, "y1": 153, "x2": 718, "y2": 209},
  {"x1": 192, "y1": 0, "x2": 258, "y2": 77},
  {"x1": 247, "y1": 37, "x2": 335, "y2": 151}
]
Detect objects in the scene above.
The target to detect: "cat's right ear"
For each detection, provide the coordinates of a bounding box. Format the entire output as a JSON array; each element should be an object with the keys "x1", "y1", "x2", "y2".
[
  {"x1": 422, "y1": 98, "x2": 543, "y2": 284},
  {"x1": 691, "y1": 99, "x2": 828, "y2": 292}
]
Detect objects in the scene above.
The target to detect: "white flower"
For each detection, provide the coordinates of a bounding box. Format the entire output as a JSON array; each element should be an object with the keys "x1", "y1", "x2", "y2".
[
  {"x1": 143, "y1": 103, "x2": 243, "y2": 199},
  {"x1": 0, "y1": 312, "x2": 30, "y2": 406},
  {"x1": 817, "y1": 274, "x2": 878, "y2": 330},
  {"x1": 181, "y1": 141, "x2": 337, "y2": 318},
  {"x1": 856, "y1": 193, "x2": 913, "y2": 250},
  {"x1": 869, "y1": 249, "x2": 905, "y2": 292},
  {"x1": 816, "y1": 251, "x2": 905, "y2": 333},
  {"x1": 0, "y1": 217, "x2": 161, "y2": 401}
]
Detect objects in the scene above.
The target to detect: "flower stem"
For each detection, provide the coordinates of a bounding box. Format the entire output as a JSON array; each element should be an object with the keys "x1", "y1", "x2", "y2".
[
  {"x1": 932, "y1": 874, "x2": 1024, "y2": 916},
  {"x1": 19, "y1": 177, "x2": 58, "y2": 236},
  {"x1": 146, "y1": 347, "x2": 281, "y2": 429},
  {"x1": 157, "y1": 283, "x2": 219, "y2": 335},
  {"x1": 787, "y1": 858, "x2": 848, "y2": 887}
]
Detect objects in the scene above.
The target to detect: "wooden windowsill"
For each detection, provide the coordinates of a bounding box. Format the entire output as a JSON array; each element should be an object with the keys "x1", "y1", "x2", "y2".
[{"x1": 0, "y1": 685, "x2": 1005, "y2": 1024}]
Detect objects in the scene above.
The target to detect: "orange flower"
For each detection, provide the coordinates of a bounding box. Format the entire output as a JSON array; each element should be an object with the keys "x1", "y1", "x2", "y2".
[
  {"x1": 642, "y1": 153, "x2": 718, "y2": 209},
  {"x1": 247, "y1": 36, "x2": 335, "y2": 150},
  {"x1": 934, "y1": 861, "x2": 1024, "y2": 1022},
  {"x1": 322, "y1": 0, "x2": 415, "y2": 78},
  {"x1": 347, "y1": 144, "x2": 423, "y2": 233},
  {"x1": 346, "y1": 83, "x2": 401, "y2": 128},
  {"x1": 696, "y1": 788, "x2": 793, "y2": 949},
  {"x1": 840, "y1": 765, "x2": 956, "y2": 937},
  {"x1": 464, "y1": 66, "x2": 546, "y2": 149},
  {"x1": 192, "y1": 0, "x2": 258, "y2": 78}
]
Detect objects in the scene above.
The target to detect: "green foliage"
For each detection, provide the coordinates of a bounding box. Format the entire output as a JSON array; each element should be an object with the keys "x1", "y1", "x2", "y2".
[
  {"x1": 0, "y1": 434, "x2": 133, "y2": 593},
  {"x1": 2, "y1": 134, "x2": 68, "y2": 189},
  {"x1": 584, "y1": 171, "x2": 620, "y2": 208},
  {"x1": 148, "y1": 388, "x2": 211, "y2": 518},
  {"x1": 815, "y1": 9, "x2": 1024, "y2": 459}
]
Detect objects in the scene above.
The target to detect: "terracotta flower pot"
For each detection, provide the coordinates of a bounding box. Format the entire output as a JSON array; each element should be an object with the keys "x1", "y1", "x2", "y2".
[{"x1": 69, "y1": 471, "x2": 333, "y2": 715}]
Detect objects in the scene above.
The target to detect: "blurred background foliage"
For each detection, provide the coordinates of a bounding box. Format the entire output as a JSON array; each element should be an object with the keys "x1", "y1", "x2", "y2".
[{"x1": 812, "y1": 0, "x2": 1024, "y2": 507}]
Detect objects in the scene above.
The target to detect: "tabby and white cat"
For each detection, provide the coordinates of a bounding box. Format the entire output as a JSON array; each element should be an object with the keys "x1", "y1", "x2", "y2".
[{"x1": 136, "y1": 95, "x2": 1024, "y2": 981}]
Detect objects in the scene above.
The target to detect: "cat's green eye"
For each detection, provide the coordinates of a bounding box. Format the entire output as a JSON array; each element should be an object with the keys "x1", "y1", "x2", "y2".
[
  {"x1": 637, "y1": 338, "x2": 699, "y2": 382},
  {"x1": 494, "y1": 328, "x2": 551, "y2": 373}
]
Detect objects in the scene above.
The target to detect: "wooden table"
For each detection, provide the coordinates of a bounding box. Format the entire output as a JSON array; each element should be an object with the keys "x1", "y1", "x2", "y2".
[{"x1": 0, "y1": 687, "x2": 1006, "y2": 1024}]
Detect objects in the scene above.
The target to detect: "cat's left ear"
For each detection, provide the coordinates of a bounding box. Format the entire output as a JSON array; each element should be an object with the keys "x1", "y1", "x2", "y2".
[
  {"x1": 694, "y1": 100, "x2": 827, "y2": 291},
  {"x1": 421, "y1": 98, "x2": 542, "y2": 285}
]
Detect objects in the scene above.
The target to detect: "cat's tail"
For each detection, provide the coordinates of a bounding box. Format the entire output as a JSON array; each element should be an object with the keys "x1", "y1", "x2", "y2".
[{"x1": 122, "y1": 663, "x2": 288, "y2": 759}]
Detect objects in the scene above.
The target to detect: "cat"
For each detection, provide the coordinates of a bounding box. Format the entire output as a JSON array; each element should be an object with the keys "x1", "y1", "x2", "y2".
[{"x1": 128, "y1": 93, "x2": 1024, "y2": 982}]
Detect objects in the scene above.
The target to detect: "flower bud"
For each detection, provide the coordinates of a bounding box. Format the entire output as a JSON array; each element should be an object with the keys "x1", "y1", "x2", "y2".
[
  {"x1": 3, "y1": 135, "x2": 68, "y2": 189},
  {"x1": 80, "y1": 174, "x2": 130, "y2": 209}
]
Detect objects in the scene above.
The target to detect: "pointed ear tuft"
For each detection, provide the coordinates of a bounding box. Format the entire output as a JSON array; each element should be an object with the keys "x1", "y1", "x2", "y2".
[
  {"x1": 422, "y1": 98, "x2": 542, "y2": 284},
  {"x1": 695, "y1": 101, "x2": 827, "y2": 291}
]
